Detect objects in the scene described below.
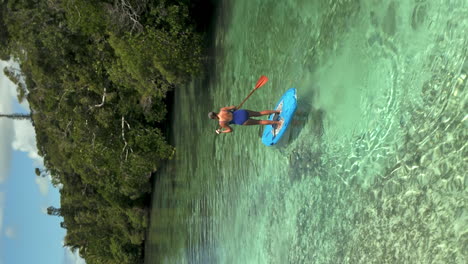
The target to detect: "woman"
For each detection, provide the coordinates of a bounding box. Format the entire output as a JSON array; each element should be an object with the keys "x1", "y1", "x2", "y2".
[{"x1": 208, "y1": 105, "x2": 281, "y2": 134}]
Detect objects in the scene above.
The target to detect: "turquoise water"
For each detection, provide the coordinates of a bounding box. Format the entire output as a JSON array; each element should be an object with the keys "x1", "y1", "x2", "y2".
[{"x1": 146, "y1": 0, "x2": 467, "y2": 263}]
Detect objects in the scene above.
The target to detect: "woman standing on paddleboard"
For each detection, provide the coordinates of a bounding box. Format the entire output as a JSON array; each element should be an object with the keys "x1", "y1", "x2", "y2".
[
  {"x1": 209, "y1": 75, "x2": 282, "y2": 134},
  {"x1": 208, "y1": 106, "x2": 280, "y2": 134}
]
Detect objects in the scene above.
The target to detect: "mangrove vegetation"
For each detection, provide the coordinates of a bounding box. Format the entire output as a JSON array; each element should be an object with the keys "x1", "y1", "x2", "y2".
[{"x1": 0, "y1": 0, "x2": 215, "y2": 263}]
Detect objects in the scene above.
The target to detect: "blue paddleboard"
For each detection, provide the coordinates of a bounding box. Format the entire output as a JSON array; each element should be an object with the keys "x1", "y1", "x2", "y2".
[{"x1": 262, "y1": 88, "x2": 297, "y2": 146}]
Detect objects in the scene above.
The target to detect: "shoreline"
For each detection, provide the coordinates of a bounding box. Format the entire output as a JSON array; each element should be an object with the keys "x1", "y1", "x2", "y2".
[{"x1": 143, "y1": 0, "x2": 233, "y2": 262}]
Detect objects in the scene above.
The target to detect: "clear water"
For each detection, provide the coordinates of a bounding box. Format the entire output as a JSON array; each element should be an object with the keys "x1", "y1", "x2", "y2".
[{"x1": 146, "y1": 0, "x2": 467, "y2": 263}]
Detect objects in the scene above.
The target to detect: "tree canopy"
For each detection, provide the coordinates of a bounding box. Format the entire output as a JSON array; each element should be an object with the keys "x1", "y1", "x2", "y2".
[{"x1": 0, "y1": 0, "x2": 213, "y2": 263}]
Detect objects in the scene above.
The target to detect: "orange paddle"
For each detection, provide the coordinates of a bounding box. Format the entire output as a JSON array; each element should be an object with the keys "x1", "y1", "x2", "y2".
[
  {"x1": 215, "y1": 75, "x2": 269, "y2": 134},
  {"x1": 236, "y1": 75, "x2": 269, "y2": 109}
]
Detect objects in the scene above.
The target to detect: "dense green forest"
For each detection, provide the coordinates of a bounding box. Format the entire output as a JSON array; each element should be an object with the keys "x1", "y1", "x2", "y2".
[{"x1": 1, "y1": 0, "x2": 215, "y2": 263}]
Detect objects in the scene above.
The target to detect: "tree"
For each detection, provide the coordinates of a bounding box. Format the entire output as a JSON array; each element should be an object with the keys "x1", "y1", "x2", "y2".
[
  {"x1": 3, "y1": 66, "x2": 28, "y2": 103},
  {"x1": 1, "y1": 0, "x2": 211, "y2": 263},
  {"x1": 0, "y1": 113, "x2": 31, "y2": 120},
  {"x1": 47, "y1": 206, "x2": 61, "y2": 216},
  {"x1": 35, "y1": 167, "x2": 48, "y2": 177}
]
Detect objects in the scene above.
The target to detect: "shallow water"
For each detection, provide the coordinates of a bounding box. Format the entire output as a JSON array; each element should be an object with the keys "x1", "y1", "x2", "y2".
[{"x1": 146, "y1": 0, "x2": 467, "y2": 263}]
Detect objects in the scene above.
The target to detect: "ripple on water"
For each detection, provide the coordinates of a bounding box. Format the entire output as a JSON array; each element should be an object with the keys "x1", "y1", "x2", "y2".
[
  {"x1": 146, "y1": 0, "x2": 468, "y2": 263},
  {"x1": 411, "y1": 1, "x2": 429, "y2": 30},
  {"x1": 382, "y1": 1, "x2": 398, "y2": 37}
]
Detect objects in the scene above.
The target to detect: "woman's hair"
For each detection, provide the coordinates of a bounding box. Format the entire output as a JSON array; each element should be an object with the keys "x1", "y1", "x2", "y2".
[{"x1": 208, "y1": 112, "x2": 217, "y2": 119}]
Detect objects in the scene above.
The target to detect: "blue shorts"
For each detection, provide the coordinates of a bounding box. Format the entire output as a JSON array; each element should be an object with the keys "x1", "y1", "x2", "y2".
[{"x1": 230, "y1": 110, "x2": 249, "y2": 125}]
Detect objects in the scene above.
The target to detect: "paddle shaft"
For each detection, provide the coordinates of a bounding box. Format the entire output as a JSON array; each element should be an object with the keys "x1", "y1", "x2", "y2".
[
  {"x1": 236, "y1": 75, "x2": 268, "y2": 109},
  {"x1": 236, "y1": 89, "x2": 256, "y2": 109}
]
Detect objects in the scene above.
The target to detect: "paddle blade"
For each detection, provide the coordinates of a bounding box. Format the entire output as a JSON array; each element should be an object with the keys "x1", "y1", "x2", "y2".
[{"x1": 255, "y1": 75, "x2": 269, "y2": 89}]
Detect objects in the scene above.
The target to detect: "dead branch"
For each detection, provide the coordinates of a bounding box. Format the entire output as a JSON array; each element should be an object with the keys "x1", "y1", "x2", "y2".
[
  {"x1": 120, "y1": 0, "x2": 141, "y2": 33},
  {"x1": 94, "y1": 88, "x2": 107, "y2": 108},
  {"x1": 68, "y1": 1, "x2": 82, "y2": 25},
  {"x1": 91, "y1": 133, "x2": 96, "y2": 149},
  {"x1": 63, "y1": 120, "x2": 72, "y2": 138},
  {"x1": 107, "y1": 0, "x2": 148, "y2": 33},
  {"x1": 58, "y1": 89, "x2": 72, "y2": 110},
  {"x1": 88, "y1": 88, "x2": 107, "y2": 110},
  {"x1": 121, "y1": 116, "x2": 133, "y2": 161},
  {"x1": 46, "y1": 0, "x2": 64, "y2": 12}
]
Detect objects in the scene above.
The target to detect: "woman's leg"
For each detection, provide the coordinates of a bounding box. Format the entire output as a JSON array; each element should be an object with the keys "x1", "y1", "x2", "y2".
[
  {"x1": 245, "y1": 110, "x2": 280, "y2": 117},
  {"x1": 242, "y1": 119, "x2": 280, "y2": 126}
]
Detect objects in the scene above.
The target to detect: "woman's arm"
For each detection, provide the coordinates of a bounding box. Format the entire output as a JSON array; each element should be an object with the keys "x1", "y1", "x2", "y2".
[
  {"x1": 220, "y1": 127, "x2": 233, "y2": 133},
  {"x1": 217, "y1": 122, "x2": 233, "y2": 133},
  {"x1": 220, "y1": 105, "x2": 237, "y2": 111}
]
